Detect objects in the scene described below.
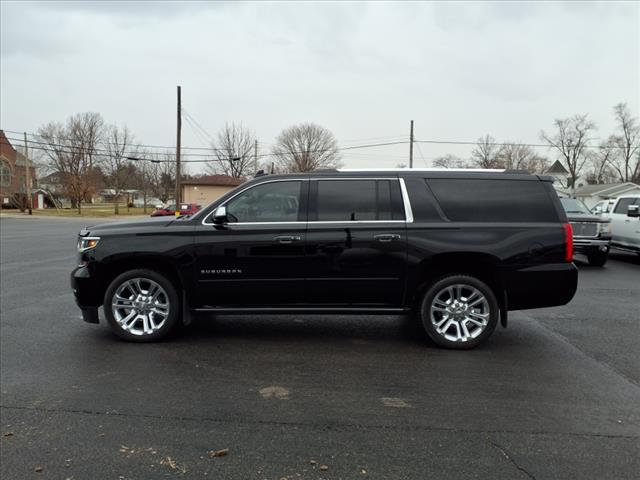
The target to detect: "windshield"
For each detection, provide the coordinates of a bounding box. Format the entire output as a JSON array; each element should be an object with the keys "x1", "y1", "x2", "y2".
[{"x1": 560, "y1": 198, "x2": 590, "y2": 214}]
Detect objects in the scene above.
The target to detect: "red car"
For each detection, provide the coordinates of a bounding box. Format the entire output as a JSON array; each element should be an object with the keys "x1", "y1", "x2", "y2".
[{"x1": 150, "y1": 203, "x2": 201, "y2": 217}]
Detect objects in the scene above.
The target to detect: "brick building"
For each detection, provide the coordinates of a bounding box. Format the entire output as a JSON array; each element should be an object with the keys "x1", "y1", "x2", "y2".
[{"x1": 0, "y1": 130, "x2": 38, "y2": 208}]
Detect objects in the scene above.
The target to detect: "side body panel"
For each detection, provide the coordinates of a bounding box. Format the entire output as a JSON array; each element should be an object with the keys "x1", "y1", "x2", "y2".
[
  {"x1": 606, "y1": 196, "x2": 640, "y2": 251},
  {"x1": 400, "y1": 173, "x2": 577, "y2": 311},
  {"x1": 193, "y1": 223, "x2": 307, "y2": 306},
  {"x1": 73, "y1": 219, "x2": 197, "y2": 308}
]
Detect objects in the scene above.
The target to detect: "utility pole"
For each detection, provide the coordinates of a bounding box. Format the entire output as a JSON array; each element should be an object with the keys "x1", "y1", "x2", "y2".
[
  {"x1": 23, "y1": 132, "x2": 32, "y2": 215},
  {"x1": 409, "y1": 120, "x2": 414, "y2": 169},
  {"x1": 254, "y1": 140, "x2": 258, "y2": 174},
  {"x1": 175, "y1": 85, "x2": 182, "y2": 213}
]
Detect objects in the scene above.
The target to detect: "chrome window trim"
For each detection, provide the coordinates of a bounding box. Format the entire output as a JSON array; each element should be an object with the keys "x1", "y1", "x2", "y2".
[
  {"x1": 399, "y1": 178, "x2": 414, "y2": 223},
  {"x1": 202, "y1": 176, "x2": 414, "y2": 226},
  {"x1": 337, "y1": 168, "x2": 506, "y2": 173},
  {"x1": 223, "y1": 220, "x2": 407, "y2": 226}
]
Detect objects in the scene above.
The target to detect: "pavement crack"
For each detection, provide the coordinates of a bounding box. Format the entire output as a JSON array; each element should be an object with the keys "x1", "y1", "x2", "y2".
[
  {"x1": 489, "y1": 440, "x2": 537, "y2": 480},
  {"x1": 1, "y1": 404, "x2": 638, "y2": 441}
]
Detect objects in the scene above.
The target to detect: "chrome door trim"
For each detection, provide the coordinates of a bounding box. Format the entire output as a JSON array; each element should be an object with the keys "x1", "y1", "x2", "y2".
[
  {"x1": 399, "y1": 178, "x2": 414, "y2": 223},
  {"x1": 201, "y1": 176, "x2": 415, "y2": 225}
]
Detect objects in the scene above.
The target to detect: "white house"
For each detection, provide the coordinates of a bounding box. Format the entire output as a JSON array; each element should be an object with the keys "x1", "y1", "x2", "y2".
[{"x1": 572, "y1": 182, "x2": 640, "y2": 209}]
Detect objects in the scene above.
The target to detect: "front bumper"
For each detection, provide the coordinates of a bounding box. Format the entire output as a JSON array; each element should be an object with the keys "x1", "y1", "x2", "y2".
[
  {"x1": 573, "y1": 237, "x2": 611, "y2": 254},
  {"x1": 70, "y1": 265, "x2": 101, "y2": 323}
]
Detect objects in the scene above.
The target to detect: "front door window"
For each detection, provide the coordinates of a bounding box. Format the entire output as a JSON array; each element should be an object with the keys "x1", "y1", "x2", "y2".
[{"x1": 225, "y1": 181, "x2": 302, "y2": 223}]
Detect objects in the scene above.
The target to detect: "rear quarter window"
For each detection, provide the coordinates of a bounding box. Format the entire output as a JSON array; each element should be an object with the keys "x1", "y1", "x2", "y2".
[{"x1": 427, "y1": 178, "x2": 559, "y2": 222}]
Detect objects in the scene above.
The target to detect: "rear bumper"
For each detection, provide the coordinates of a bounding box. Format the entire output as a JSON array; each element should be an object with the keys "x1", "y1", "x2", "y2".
[
  {"x1": 503, "y1": 263, "x2": 578, "y2": 311},
  {"x1": 70, "y1": 266, "x2": 102, "y2": 323}
]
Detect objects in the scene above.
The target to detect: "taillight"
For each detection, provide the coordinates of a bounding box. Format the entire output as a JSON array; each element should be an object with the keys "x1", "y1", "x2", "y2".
[{"x1": 563, "y1": 223, "x2": 573, "y2": 262}]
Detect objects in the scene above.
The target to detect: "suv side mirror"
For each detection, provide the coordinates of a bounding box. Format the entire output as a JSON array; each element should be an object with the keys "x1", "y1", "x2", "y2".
[
  {"x1": 213, "y1": 205, "x2": 228, "y2": 224},
  {"x1": 627, "y1": 204, "x2": 639, "y2": 218},
  {"x1": 593, "y1": 206, "x2": 603, "y2": 215}
]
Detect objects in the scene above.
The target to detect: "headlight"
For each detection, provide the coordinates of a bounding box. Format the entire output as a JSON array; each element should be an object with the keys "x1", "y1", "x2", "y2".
[
  {"x1": 78, "y1": 236, "x2": 100, "y2": 252},
  {"x1": 597, "y1": 223, "x2": 611, "y2": 235}
]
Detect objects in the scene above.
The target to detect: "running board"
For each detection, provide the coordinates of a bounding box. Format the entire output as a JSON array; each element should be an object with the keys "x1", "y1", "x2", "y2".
[{"x1": 193, "y1": 307, "x2": 411, "y2": 314}]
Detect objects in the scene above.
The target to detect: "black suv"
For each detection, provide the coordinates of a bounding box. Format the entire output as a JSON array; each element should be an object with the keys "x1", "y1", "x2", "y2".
[{"x1": 71, "y1": 169, "x2": 577, "y2": 349}]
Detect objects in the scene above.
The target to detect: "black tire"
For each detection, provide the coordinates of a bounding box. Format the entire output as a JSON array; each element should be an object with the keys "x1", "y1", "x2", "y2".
[
  {"x1": 103, "y1": 269, "x2": 180, "y2": 342},
  {"x1": 587, "y1": 252, "x2": 608, "y2": 267},
  {"x1": 419, "y1": 274, "x2": 499, "y2": 350}
]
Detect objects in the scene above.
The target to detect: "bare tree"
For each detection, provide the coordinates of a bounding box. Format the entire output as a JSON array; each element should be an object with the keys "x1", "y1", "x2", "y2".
[
  {"x1": 540, "y1": 114, "x2": 596, "y2": 189},
  {"x1": 585, "y1": 138, "x2": 618, "y2": 184},
  {"x1": 146, "y1": 153, "x2": 176, "y2": 203},
  {"x1": 37, "y1": 112, "x2": 105, "y2": 213},
  {"x1": 432, "y1": 154, "x2": 468, "y2": 168},
  {"x1": 609, "y1": 102, "x2": 640, "y2": 182},
  {"x1": 497, "y1": 143, "x2": 548, "y2": 173},
  {"x1": 272, "y1": 123, "x2": 341, "y2": 173},
  {"x1": 471, "y1": 134, "x2": 502, "y2": 168},
  {"x1": 205, "y1": 122, "x2": 255, "y2": 178},
  {"x1": 102, "y1": 125, "x2": 138, "y2": 214}
]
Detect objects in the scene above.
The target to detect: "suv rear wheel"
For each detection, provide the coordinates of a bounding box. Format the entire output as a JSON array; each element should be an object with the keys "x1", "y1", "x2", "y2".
[
  {"x1": 419, "y1": 275, "x2": 499, "y2": 349},
  {"x1": 104, "y1": 269, "x2": 180, "y2": 342}
]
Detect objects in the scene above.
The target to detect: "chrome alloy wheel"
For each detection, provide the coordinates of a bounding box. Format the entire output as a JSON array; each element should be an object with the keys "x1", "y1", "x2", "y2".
[
  {"x1": 111, "y1": 278, "x2": 170, "y2": 336},
  {"x1": 429, "y1": 284, "x2": 490, "y2": 343}
]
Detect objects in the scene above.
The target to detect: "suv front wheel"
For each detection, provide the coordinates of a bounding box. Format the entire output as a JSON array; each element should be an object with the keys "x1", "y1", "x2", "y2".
[
  {"x1": 419, "y1": 275, "x2": 499, "y2": 349},
  {"x1": 587, "y1": 251, "x2": 608, "y2": 267},
  {"x1": 104, "y1": 269, "x2": 180, "y2": 342}
]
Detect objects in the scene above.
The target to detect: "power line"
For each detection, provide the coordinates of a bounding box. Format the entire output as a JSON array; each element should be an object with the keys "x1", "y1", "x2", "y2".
[
  {"x1": 2, "y1": 129, "x2": 220, "y2": 152},
  {"x1": 8, "y1": 127, "x2": 635, "y2": 153},
  {"x1": 415, "y1": 138, "x2": 638, "y2": 149},
  {"x1": 0, "y1": 138, "x2": 411, "y2": 164},
  {"x1": 181, "y1": 112, "x2": 213, "y2": 148},
  {"x1": 181, "y1": 108, "x2": 216, "y2": 144},
  {"x1": 415, "y1": 142, "x2": 429, "y2": 167}
]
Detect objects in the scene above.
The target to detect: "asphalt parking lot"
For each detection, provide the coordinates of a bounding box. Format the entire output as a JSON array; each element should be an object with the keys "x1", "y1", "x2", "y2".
[{"x1": 1, "y1": 216, "x2": 638, "y2": 480}]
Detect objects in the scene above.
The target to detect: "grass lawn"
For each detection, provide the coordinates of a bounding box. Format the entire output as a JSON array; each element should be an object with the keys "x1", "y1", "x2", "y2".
[{"x1": 3, "y1": 204, "x2": 155, "y2": 218}]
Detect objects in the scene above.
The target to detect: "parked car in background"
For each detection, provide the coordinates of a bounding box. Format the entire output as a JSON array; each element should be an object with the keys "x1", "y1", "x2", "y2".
[
  {"x1": 150, "y1": 203, "x2": 201, "y2": 217},
  {"x1": 590, "y1": 199, "x2": 616, "y2": 214},
  {"x1": 133, "y1": 197, "x2": 162, "y2": 208},
  {"x1": 560, "y1": 198, "x2": 611, "y2": 266},
  {"x1": 72, "y1": 169, "x2": 578, "y2": 349},
  {"x1": 602, "y1": 195, "x2": 640, "y2": 255}
]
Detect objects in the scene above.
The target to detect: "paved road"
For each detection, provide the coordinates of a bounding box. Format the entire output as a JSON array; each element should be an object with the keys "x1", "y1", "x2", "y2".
[{"x1": 1, "y1": 217, "x2": 638, "y2": 479}]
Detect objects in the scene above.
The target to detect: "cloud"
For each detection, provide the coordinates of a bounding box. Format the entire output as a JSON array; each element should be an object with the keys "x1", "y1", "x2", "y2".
[{"x1": 1, "y1": 1, "x2": 638, "y2": 170}]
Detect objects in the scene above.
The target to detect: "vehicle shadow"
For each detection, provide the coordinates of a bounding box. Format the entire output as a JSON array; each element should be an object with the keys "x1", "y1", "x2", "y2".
[
  {"x1": 608, "y1": 250, "x2": 640, "y2": 265},
  {"x1": 166, "y1": 312, "x2": 520, "y2": 352},
  {"x1": 573, "y1": 250, "x2": 640, "y2": 268},
  {"x1": 176, "y1": 313, "x2": 427, "y2": 345}
]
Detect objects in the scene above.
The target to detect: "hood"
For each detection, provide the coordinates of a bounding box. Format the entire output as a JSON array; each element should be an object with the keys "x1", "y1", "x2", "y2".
[
  {"x1": 565, "y1": 213, "x2": 610, "y2": 223},
  {"x1": 79, "y1": 216, "x2": 175, "y2": 235}
]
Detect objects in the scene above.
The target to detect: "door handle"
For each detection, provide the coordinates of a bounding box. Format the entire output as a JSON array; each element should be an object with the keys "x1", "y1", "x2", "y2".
[
  {"x1": 374, "y1": 234, "x2": 401, "y2": 243},
  {"x1": 274, "y1": 235, "x2": 301, "y2": 244}
]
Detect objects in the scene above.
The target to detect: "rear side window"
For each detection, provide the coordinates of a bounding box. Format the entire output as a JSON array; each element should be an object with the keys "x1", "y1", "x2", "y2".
[
  {"x1": 314, "y1": 179, "x2": 404, "y2": 221},
  {"x1": 613, "y1": 197, "x2": 637, "y2": 214},
  {"x1": 427, "y1": 179, "x2": 558, "y2": 222}
]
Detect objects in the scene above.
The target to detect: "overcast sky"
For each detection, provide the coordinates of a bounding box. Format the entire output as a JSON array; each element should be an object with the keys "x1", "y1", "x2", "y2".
[{"x1": 1, "y1": 0, "x2": 639, "y2": 172}]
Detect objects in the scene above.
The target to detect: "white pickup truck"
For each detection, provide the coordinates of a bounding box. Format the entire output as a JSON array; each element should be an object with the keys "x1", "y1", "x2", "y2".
[{"x1": 602, "y1": 195, "x2": 640, "y2": 255}]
